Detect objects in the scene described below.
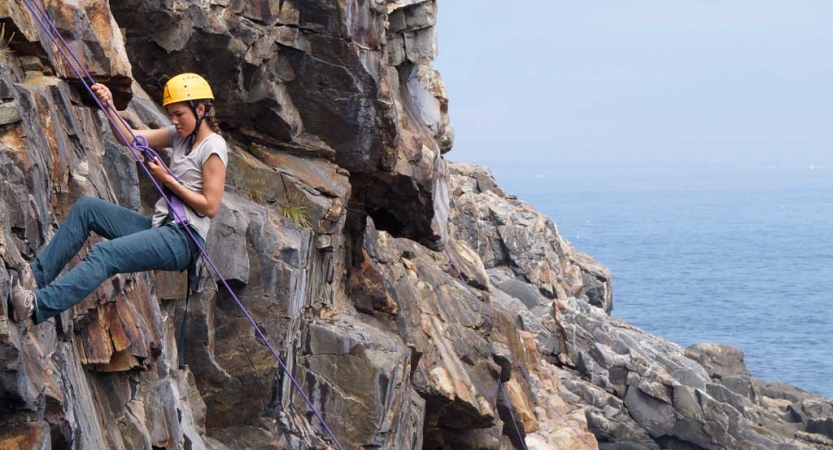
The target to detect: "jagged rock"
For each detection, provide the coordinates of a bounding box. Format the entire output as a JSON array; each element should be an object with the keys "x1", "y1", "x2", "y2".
[
  {"x1": 556, "y1": 297, "x2": 828, "y2": 450},
  {"x1": 0, "y1": 421, "x2": 50, "y2": 450},
  {"x1": 790, "y1": 399, "x2": 833, "y2": 439},
  {"x1": 1, "y1": 0, "x2": 134, "y2": 108},
  {"x1": 345, "y1": 215, "x2": 598, "y2": 448},
  {"x1": 209, "y1": 419, "x2": 290, "y2": 450},
  {"x1": 685, "y1": 342, "x2": 752, "y2": 379},
  {"x1": 559, "y1": 369, "x2": 655, "y2": 445},
  {"x1": 0, "y1": 101, "x2": 21, "y2": 125},
  {"x1": 449, "y1": 163, "x2": 613, "y2": 312},
  {"x1": 403, "y1": 63, "x2": 455, "y2": 153},
  {"x1": 442, "y1": 237, "x2": 490, "y2": 291},
  {"x1": 490, "y1": 286, "x2": 558, "y2": 357},
  {"x1": 389, "y1": 1, "x2": 436, "y2": 33},
  {"x1": 360, "y1": 224, "x2": 500, "y2": 433},
  {"x1": 295, "y1": 318, "x2": 422, "y2": 448},
  {"x1": 497, "y1": 278, "x2": 548, "y2": 309},
  {"x1": 757, "y1": 380, "x2": 813, "y2": 405}
]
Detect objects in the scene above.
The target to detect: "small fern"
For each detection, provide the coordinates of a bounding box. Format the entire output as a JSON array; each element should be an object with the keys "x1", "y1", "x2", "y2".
[
  {"x1": 282, "y1": 191, "x2": 310, "y2": 228},
  {"x1": 0, "y1": 23, "x2": 14, "y2": 57}
]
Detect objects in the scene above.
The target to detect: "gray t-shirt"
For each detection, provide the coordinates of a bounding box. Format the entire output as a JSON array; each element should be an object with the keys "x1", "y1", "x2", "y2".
[{"x1": 152, "y1": 126, "x2": 228, "y2": 240}]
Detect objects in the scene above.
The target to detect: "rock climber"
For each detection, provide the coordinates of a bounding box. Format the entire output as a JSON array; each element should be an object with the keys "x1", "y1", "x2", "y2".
[{"x1": 7, "y1": 73, "x2": 228, "y2": 324}]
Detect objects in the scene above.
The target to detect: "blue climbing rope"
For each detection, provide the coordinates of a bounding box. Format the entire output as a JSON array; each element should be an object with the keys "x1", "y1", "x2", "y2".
[{"x1": 19, "y1": 1, "x2": 345, "y2": 448}]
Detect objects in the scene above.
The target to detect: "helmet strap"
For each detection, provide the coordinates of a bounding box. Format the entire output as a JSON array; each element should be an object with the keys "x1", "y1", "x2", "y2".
[{"x1": 185, "y1": 100, "x2": 211, "y2": 154}]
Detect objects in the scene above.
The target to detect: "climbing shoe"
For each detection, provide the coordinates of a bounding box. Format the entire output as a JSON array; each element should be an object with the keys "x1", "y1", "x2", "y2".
[{"x1": 8, "y1": 273, "x2": 37, "y2": 323}]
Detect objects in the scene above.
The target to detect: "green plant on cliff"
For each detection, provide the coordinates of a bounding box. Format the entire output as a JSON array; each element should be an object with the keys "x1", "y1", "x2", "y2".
[
  {"x1": 282, "y1": 191, "x2": 310, "y2": 228},
  {"x1": 279, "y1": 175, "x2": 311, "y2": 228},
  {"x1": 247, "y1": 176, "x2": 267, "y2": 203},
  {"x1": 0, "y1": 23, "x2": 14, "y2": 57}
]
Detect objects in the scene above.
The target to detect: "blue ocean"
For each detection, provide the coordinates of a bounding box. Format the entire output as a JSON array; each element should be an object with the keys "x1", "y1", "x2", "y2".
[{"x1": 493, "y1": 164, "x2": 833, "y2": 398}]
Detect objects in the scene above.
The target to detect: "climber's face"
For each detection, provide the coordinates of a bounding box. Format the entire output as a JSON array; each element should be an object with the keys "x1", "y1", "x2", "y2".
[{"x1": 166, "y1": 102, "x2": 203, "y2": 137}]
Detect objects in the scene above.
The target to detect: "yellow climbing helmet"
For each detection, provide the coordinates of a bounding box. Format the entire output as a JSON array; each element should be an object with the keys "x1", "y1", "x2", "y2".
[{"x1": 162, "y1": 73, "x2": 214, "y2": 107}]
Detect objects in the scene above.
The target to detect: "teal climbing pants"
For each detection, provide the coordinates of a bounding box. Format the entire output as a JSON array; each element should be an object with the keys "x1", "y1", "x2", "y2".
[{"x1": 29, "y1": 196, "x2": 202, "y2": 324}]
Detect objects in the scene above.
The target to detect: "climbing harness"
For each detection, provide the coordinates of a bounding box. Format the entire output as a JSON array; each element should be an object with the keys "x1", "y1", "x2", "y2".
[
  {"x1": 443, "y1": 247, "x2": 596, "y2": 450},
  {"x1": 19, "y1": 1, "x2": 345, "y2": 449}
]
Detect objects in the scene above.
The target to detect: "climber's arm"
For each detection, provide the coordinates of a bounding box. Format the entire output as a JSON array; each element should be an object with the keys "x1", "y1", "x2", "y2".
[{"x1": 90, "y1": 83, "x2": 171, "y2": 149}]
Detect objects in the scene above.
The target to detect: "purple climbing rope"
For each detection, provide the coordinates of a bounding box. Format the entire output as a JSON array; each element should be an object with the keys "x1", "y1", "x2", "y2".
[{"x1": 19, "y1": 1, "x2": 345, "y2": 449}]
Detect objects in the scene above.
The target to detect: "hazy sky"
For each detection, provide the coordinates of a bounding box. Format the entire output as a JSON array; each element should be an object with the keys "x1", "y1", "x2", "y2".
[{"x1": 435, "y1": 2, "x2": 833, "y2": 170}]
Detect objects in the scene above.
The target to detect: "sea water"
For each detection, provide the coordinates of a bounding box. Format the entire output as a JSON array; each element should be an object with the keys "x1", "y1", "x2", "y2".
[{"x1": 490, "y1": 164, "x2": 833, "y2": 398}]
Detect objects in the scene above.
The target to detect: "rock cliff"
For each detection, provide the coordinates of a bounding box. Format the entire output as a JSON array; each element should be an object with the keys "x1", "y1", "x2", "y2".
[{"x1": 1, "y1": 1, "x2": 832, "y2": 449}]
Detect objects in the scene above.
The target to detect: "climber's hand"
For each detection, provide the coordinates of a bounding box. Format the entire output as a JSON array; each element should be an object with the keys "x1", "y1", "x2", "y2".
[
  {"x1": 90, "y1": 83, "x2": 113, "y2": 105},
  {"x1": 147, "y1": 156, "x2": 171, "y2": 185}
]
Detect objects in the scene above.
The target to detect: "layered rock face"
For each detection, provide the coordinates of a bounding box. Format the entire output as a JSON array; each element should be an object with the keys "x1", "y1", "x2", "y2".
[
  {"x1": 1, "y1": 1, "x2": 832, "y2": 450},
  {"x1": 109, "y1": 0, "x2": 452, "y2": 250}
]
